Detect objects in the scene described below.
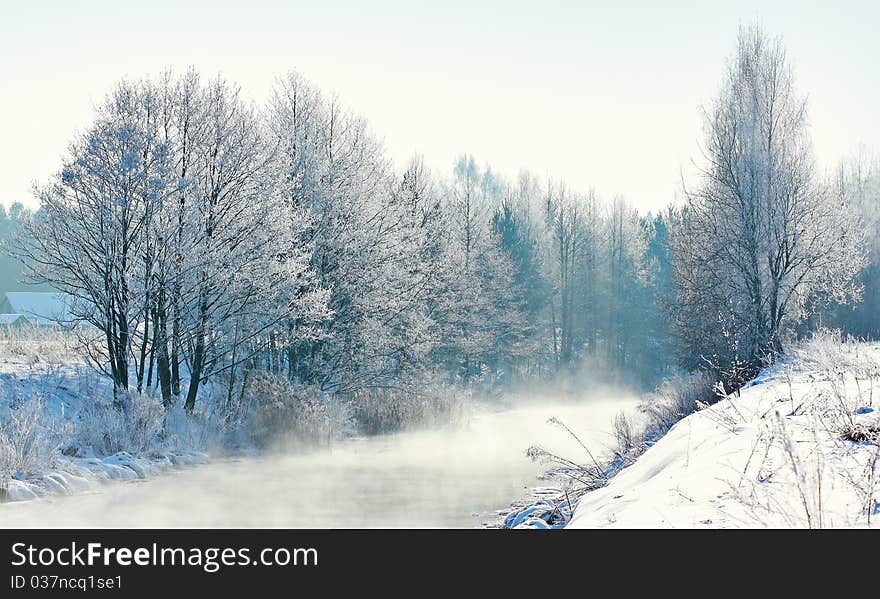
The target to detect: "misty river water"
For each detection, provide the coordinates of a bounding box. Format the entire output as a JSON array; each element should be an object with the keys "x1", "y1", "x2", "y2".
[{"x1": 0, "y1": 394, "x2": 638, "y2": 528}]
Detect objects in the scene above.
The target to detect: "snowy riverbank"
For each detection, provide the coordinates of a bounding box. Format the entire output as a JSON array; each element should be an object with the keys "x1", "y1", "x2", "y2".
[
  {"x1": 567, "y1": 335, "x2": 880, "y2": 528},
  {"x1": 2, "y1": 450, "x2": 208, "y2": 502},
  {"x1": 6, "y1": 327, "x2": 877, "y2": 528},
  {"x1": 0, "y1": 338, "x2": 212, "y2": 504},
  {"x1": 496, "y1": 333, "x2": 880, "y2": 529}
]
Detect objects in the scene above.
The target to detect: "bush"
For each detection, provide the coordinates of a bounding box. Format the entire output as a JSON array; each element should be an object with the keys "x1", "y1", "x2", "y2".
[
  {"x1": 162, "y1": 399, "x2": 225, "y2": 453},
  {"x1": 237, "y1": 371, "x2": 347, "y2": 448},
  {"x1": 840, "y1": 421, "x2": 880, "y2": 443},
  {"x1": 612, "y1": 412, "x2": 640, "y2": 455},
  {"x1": 788, "y1": 329, "x2": 868, "y2": 376},
  {"x1": 350, "y1": 371, "x2": 468, "y2": 435},
  {"x1": 642, "y1": 371, "x2": 715, "y2": 436},
  {"x1": 0, "y1": 324, "x2": 85, "y2": 365},
  {"x1": 0, "y1": 395, "x2": 68, "y2": 485},
  {"x1": 593, "y1": 370, "x2": 717, "y2": 478},
  {"x1": 788, "y1": 328, "x2": 880, "y2": 435},
  {"x1": 74, "y1": 391, "x2": 165, "y2": 456}
]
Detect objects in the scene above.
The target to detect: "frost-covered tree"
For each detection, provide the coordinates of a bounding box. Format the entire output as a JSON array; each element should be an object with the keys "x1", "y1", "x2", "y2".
[
  {"x1": 433, "y1": 156, "x2": 532, "y2": 381},
  {"x1": 634, "y1": 209, "x2": 676, "y2": 381},
  {"x1": 133, "y1": 72, "x2": 328, "y2": 412},
  {"x1": 823, "y1": 151, "x2": 880, "y2": 338},
  {"x1": 543, "y1": 184, "x2": 603, "y2": 369},
  {"x1": 491, "y1": 173, "x2": 550, "y2": 375},
  {"x1": 671, "y1": 25, "x2": 865, "y2": 378},
  {"x1": 270, "y1": 73, "x2": 448, "y2": 394},
  {"x1": 19, "y1": 71, "x2": 329, "y2": 413},
  {"x1": 0, "y1": 203, "x2": 48, "y2": 293},
  {"x1": 177, "y1": 77, "x2": 273, "y2": 411},
  {"x1": 604, "y1": 196, "x2": 649, "y2": 371},
  {"x1": 20, "y1": 80, "x2": 172, "y2": 404},
  {"x1": 18, "y1": 63, "x2": 704, "y2": 433}
]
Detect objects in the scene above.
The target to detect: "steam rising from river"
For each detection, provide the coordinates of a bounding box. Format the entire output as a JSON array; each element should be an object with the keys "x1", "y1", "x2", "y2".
[{"x1": 0, "y1": 391, "x2": 638, "y2": 528}]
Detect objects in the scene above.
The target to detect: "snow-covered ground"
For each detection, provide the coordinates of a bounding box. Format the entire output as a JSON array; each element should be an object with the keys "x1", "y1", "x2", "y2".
[
  {"x1": 0, "y1": 329, "x2": 209, "y2": 503},
  {"x1": 569, "y1": 336, "x2": 880, "y2": 528},
  {"x1": 2, "y1": 450, "x2": 208, "y2": 502}
]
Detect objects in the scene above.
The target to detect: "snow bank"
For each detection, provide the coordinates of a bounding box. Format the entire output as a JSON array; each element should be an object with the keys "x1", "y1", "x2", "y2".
[
  {"x1": 1, "y1": 450, "x2": 208, "y2": 503},
  {"x1": 569, "y1": 339, "x2": 880, "y2": 528},
  {"x1": 1, "y1": 350, "x2": 213, "y2": 504},
  {"x1": 497, "y1": 487, "x2": 571, "y2": 529}
]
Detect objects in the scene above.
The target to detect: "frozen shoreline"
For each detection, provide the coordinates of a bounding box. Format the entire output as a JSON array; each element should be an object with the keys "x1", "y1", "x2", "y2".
[
  {"x1": 568, "y1": 339, "x2": 880, "y2": 528},
  {"x1": 498, "y1": 338, "x2": 880, "y2": 529},
  {"x1": 0, "y1": 354, "x2": 212, "y2": 505},
  {"x1": 2, "y1": 449, "x2": 209, "y2": 503}
]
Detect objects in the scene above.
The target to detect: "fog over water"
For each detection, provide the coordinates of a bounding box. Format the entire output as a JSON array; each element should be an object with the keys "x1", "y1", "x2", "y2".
[{"x1": 0, "y1": 394, "x2": 638, "y2": 528}]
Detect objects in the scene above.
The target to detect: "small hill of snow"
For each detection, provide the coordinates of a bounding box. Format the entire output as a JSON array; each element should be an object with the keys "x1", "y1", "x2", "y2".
[{"x1": 569, "y1": 335, "x2": 880, "y2": 528}]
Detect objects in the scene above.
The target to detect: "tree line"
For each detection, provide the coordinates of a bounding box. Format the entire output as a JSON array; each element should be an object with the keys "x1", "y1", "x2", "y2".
[{"x1": 9, "y1": 24, "x2": 880, "y2": 424}]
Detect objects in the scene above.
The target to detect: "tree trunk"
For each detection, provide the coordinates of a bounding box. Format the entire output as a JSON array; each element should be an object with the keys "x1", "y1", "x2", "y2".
[{"x1": 185, "y1": 333, "x2": 205, "y2": 413}]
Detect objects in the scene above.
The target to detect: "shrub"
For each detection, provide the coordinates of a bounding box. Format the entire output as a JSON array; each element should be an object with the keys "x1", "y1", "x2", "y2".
[
  {"x1": 0, "y1": 324, "x2": 86, "y2": 365},
  {"x1": 350, "y1": 371, "x2": 468, "y2": 435},
  {"x1": 237, "y1": 371, "x2": 347, "y2": 448},
  {"x1": 74, "y1": 391, "x2": 164, "y2": 456},
  {"x1": 612, "y1": 412, "x2": 640, "y2": 456},
  {"x1": 162, "y1": 398, "x2": 225, "y2": 452},
  {"x1": 788, "y1": 328, "x2": 880, "y2": 435},
  {"x1": 788, "y1": 328, "x2": 863, "y2": 374},
  {"x1": 642, "y1": 370, "x2": 715, "y2": 436},
  {"x1": 0, "y1": 395, "x2": 68, "y2": 487},
  {"x1": 840, "y1": 421, "x2": 880, "y2": 443}
]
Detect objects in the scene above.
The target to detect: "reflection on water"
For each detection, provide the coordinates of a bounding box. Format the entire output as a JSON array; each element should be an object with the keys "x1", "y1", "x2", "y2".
[{"x1": 0, "y1": 394, "x2": 637, "y2": 528}]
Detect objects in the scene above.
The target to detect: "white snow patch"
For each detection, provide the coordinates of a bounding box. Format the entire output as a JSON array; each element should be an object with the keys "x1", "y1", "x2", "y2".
[
  {"x1": 1, "y1": 450, "x2": 212, "y2": 504},
  {"x1": 569, "y1": 340, "x2": 880, "y2": 528}
]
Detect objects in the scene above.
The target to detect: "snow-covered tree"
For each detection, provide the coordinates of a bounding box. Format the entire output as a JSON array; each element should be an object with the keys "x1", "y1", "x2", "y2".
[
  {"x1": 433, "y1": 156, "x2": 532, "y2": 381},
  {"x1": 21, "y1": 80, "x2": 172, "y2": 404},
  {"x1": 270, "y1": 73, "x2": 448, "y2": 394},
  {"x1": 823, "y1": 151, "x2": 880, "y2": 338},
  {"x1": 604, "y1": 196, "x2": 649, "y2": 371},
  {"x1": 543, "y1": 184, "x2": 603, "y2": 369},
  {"x1": 18, "y1": 63, "x2": 729, "y2": 431},
  {"x1": 671, "y1": 25, "x2": 865, "y2": 378},
  {"x1": 20, "y1": 71, "x2": 330, "y2": 414}
]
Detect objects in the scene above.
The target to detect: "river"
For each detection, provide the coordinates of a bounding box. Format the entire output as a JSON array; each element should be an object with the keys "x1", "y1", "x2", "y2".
[{"x1": 0, "y1": 393, "x2": 637, "y2": 528}]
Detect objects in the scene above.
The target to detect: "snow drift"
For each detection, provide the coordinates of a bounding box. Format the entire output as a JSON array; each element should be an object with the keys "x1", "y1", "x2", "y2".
[{"x1": 569, "y1": 333, "x2": 880, "y2": 528}]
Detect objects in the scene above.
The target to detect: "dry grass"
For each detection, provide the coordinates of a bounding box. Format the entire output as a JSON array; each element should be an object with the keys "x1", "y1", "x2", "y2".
[
  {"x1": 0, "y1": 324, "x2": 86, "y2": 365},
  {"x1": 0, "y1": 394, "x2": 69, "y2": 493},
  {"x1": 841, "y1": 421, "x2": 880, "y2": 443}
]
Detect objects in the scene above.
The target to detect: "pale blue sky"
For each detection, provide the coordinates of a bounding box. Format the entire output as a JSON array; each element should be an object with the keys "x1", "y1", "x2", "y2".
[{"x1": 1, "y1": 0, "x2": 877, "y2": 212}]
